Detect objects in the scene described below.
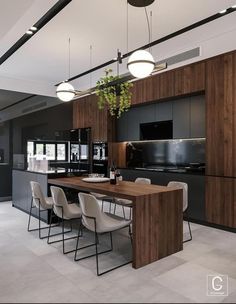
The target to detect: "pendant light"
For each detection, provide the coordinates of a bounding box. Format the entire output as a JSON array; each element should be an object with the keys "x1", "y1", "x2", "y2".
[
  {"x1": 56, "y1": 38, "x2": 76, "y2": 102},
  {"x1": 127, "y1": 1, "x2": 155, "y2": 78},
  {"x1": 56, "y1": 82, "x2": 75, "y2": 102}
]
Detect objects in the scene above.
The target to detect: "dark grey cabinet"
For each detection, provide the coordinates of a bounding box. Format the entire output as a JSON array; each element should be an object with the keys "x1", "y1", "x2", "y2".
[
  {"x1": 155, "y1": 101, "x2": 173, "y2": 121},
  {"x1": 120, "y1": 168, "x2": 206, "y2": 222},
  {"x1": 116, "y1": 95, "x2": 205, "y2": 141},
  {"x1": 127, "y1": 108, "x2": 141, "y2": 141},
  {"x1": 116, "y1": 112, "x2": 128, "y2": 142},
  {"x1": 190, "y1": 95, "x2": 205, "y2": 138},
  {"x1": 173, "y1": 98, "x2": 190, "y2": 139}
]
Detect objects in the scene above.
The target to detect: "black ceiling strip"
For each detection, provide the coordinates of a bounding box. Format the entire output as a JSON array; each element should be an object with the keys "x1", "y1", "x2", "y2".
[
  {"x1": 58, "y1": 7, "x2": 235, "y2": 85},
  {"x1": 0, "y1": 95, "x2": 36, "y2": 112},
  {"x1": 0, "y1": 0, "x2": 72, "y2": 66}
]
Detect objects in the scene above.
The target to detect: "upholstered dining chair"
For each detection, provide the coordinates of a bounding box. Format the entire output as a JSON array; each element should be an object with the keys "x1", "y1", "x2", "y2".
[
  {"x1": 114, "y1": 177, "x2": 151, "y2": 219},
  {"x1": 167, "y1": 181, "x2": 192, "y2": 243},
  {"x1": 74, "y1": 192, "x2": 132, "y2": 276},
  {"x1": 28, "y1": 181, "x2": 63, "y2": 239},
  {"x1": 48, "y1": 186, "x2": 82, "y2": 254}
]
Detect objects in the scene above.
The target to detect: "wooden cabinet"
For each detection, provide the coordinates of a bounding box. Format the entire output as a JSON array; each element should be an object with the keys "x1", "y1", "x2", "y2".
[
  {"x1": 206, "y1": 53, "x2": 236, "y2": 177},
  {"x1": 158, "y1": 70, "x2": 175, "y2": 99},
  {"x1": 206, "y1": 176, "x2": 235, "y2": 228},
  {"x1": 130, "y1": 61, "x2": 205, "y2": 105},
  {"x1": 174, "y1": 61, "x2": 205, "y2": 96},
  {"x1": 131, "y1": 76, "x2": 154, "y2": 105},
  {"x1": 73, "y1": 94, "x2": 115, "y2": 142},
  {"x1": 108, "y1": 142, "x2": 127, "y2": 168}
]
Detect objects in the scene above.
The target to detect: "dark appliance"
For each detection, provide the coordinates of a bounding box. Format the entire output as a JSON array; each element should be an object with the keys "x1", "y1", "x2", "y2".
[
  {"x1": 0, "y1": 149, "x2": 4, "y2": 163},
  {"x1": 140, "y1": 120, "x2": 173, "y2": 140},
  {"x1": 70, "y1": 128, "x2": 91, "y2": 171},
  {"x1": 92, "y1": 142, "x2": 108, "y2": 176}
]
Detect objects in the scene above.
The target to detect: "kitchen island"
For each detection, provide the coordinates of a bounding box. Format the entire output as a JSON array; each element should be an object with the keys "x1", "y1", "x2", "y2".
[
  {"x1": 48, "y1": 176, "x2": 183, "y2": 269},
  {"x1": 12, "y1": 168, "x2": 87, "y2": 223}
]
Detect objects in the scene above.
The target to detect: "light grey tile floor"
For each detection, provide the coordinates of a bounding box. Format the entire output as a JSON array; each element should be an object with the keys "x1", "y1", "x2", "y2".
[{"x1": 0, "y1": 201, "x2": 236, "y2": 303}]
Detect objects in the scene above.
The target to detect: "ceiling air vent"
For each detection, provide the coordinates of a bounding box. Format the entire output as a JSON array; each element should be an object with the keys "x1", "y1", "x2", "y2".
[
  {"x1": 22, "y1": 101, "x2": 47, "y2": 114},
  {"x1": 157, "y1": 47, "x2": 200, "y2": 66}
]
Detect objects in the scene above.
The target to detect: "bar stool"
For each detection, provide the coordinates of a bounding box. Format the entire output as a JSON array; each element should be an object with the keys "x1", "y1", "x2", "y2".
[
  {"x1": 114, "y1": 177, "x2": 151, "y2": 219},
  {"x1": 74, "y1": 192, "x2": 132, "y2": 276},
  {"x1": 167, "y1": 181, "x2": 192, "y2": 243},
  {"x1": 48, "y1": 186, "x2": 82, "y2": 254},
  {"x1": 28, "y1": 181, "x2": 63, "y2": 239}
]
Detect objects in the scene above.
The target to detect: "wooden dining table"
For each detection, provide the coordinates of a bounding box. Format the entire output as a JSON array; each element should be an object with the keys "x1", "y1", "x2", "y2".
[{"x1": 48, "y1": 176, "x2": 183, "y2": 269}]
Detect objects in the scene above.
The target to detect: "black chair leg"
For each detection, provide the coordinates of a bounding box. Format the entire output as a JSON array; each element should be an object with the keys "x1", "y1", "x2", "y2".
[
  {"x1": 183, "y1": 211, "x2": 193, "y2": 243},
  {"x1": 74, "y1": 226, "x2": 132, "y2": 276},
  {"x1": 27, "y1": 198, "x2": 33, "y2": 232}
]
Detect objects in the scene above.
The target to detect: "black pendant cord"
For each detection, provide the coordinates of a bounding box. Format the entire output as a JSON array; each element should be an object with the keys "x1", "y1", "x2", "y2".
[
  {"x1": 68, "y1": 37, "x2": 71, "y2": 81},
  {"x1": 89, "y1": 45, "x2": 93, "y2": 89},
  {"x1": 144, "y1": 7, "x2": 151, "y2": 51}
]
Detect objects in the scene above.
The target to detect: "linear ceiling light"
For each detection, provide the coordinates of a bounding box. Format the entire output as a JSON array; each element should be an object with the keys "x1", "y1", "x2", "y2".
[{"x1": 0, "y1": 0, "x2": 72, "y2": 66}]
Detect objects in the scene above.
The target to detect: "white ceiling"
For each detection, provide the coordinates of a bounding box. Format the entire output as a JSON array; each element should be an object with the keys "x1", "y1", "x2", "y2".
[
  {"x1": 0, "y1": 0, "x2": 236, "y2": 104},
  {"x1": 0, "y1": 0, "x2": 35, "y2": 40}
]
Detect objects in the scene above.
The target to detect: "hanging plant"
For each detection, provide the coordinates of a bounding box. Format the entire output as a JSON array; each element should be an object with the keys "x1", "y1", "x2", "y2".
[{"x1": 96, "y1": 69, "x2": 133, "y2": 118}]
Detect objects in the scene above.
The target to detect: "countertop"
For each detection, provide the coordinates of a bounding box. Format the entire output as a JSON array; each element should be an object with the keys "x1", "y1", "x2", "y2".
[
  {"x1": 13, "y1": 168, "x2": 88, "y2": 176},
  {"x1": 119, "y1": 166, "x2": 205, "y2": 176}
]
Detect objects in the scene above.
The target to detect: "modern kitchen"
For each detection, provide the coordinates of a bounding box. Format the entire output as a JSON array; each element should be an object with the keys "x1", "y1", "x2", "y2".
[{"x1": 0, "y1": 0, "x2": 236, "y2": 303}]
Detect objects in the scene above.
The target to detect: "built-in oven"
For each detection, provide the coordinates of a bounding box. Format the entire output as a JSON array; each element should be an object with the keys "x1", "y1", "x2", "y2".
[{"x1": 92, "y1": 142, "x2": 108, "y2": 175}]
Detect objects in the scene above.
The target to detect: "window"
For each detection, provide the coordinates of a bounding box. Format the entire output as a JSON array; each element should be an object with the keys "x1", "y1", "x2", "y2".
[
  {"x1": 57, "y1": 144, "x2": 66, "y2": 161},
  {"x1": 27, "y1": 141, "x2": 68, "y2": 162},
  {"x1": 81, "y1": 144, "x2": 88, "y2": 160},
  {"x1": 27, "y1": 141, "x2": 34, "y2": 162},
  {"x1": 36, "y1": 143, "x2": 44, "y2": 156},
  {"x1": 46, "y1": 144, "x2": 56, "y2": 160}
]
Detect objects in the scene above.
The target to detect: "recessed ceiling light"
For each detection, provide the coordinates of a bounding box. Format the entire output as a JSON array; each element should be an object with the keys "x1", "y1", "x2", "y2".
[
  {"x1": 219, "y1": 9, "x2": 227, "y2": 14},
  {"x1": 26, "y1": 30, "x2": 33, "y2": 35},
  {"x1": 30, "y1": 26, "x2": 37, "y2": 31}
]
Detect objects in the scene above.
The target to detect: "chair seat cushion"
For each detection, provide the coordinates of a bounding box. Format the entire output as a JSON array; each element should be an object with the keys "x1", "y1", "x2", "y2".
[
  {"x1": 114, "y1": 198, "x2": 133, "y2": 207},
  {"x1": 44, "y1": 197, "x2": 53, "y2": 209},
  {"x1": 83, "y1": 212, "x2": 131, "y2": 233},
  {"x1": 90, "y1": 192, "x2": 113, "y2": 201},
  {"x1": 64, "y1": 203, "x2": 82, "y2": 219}
]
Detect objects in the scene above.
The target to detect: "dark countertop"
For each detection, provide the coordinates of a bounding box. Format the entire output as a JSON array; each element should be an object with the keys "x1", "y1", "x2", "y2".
[
  {"x1": 119, "y1": 167, "x2": 205, "y2": 176},
  {"x1": 13, "y1": 168, "x2": 88, "y2": 176}
]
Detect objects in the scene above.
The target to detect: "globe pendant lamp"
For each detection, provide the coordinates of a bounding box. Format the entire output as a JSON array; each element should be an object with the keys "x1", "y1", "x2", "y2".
[
  {"x1": 127, "y1": 0, "x2": 155, "y2": 78},
  {"x1": 56, "y1": 82, "x2": 75, "y2": 102},
  {"x1": 56, "y1": 38, "x2": 76, "y2": 102},
  {"x1": 128, "y1": 49, "x2": 155, "y2": 78}
]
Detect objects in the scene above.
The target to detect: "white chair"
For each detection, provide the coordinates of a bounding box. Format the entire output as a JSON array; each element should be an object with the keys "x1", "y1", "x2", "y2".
[
  {"x1": 48, "y1": 186, "x2": 82, "y2": 254},
  {"x1": 114, "y1": 177, "x2": 151, "y2": 219},
  {"x1": 90, "y1": 192, "x2": 114, "y2": 213},
  {"x1": 167, "y1": 181, "x2": 192, "y2": 243},
  {"x1": 28, "y1": 181, "x2": 62, "y2": 239},
  {"x1": 74, "y1": 192, "x2": 132, "y2": 276}
]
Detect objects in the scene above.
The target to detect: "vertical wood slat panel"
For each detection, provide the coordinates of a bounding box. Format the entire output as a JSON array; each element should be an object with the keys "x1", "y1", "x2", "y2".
[
  {"x1": 73, "y1": 94, "x2": 115, "y2": 142},
  {"x1": 206, "y1": 176, "x2": 235, "y2": 228},
  {"x1": 206, "y1": 54, "x2": 235, "y2": 177},
  {"x1": 133, "y1": 190, "x2": 183, "y2": 269}
]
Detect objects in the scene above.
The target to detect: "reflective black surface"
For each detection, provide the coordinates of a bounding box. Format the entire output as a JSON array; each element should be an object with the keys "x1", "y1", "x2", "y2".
[{"x1": 126, "y1": 138, "x2": 205, "y2": 169}]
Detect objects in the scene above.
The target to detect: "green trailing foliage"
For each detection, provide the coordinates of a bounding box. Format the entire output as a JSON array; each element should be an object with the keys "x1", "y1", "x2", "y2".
[{"x1": 96, "y1": 69, "x2": 133, "y2": 118}]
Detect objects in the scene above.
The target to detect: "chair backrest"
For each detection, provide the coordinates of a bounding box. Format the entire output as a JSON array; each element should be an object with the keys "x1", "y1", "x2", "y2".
[
  {"x1": 78, "y1": 192, "x2": 103, "y2": 232},
  {"x1": 50, "y1": 186, "x2": 69, "y2": 218},
  {"x1": 167, "y1": 181, "x2": 188, "y2": 211},
  {"x1": 135, "y1": 177, "x2": 151, "y2": 185},
  {"x1": 30, "y1": 181, "x2": 47, "y2": 209}
]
